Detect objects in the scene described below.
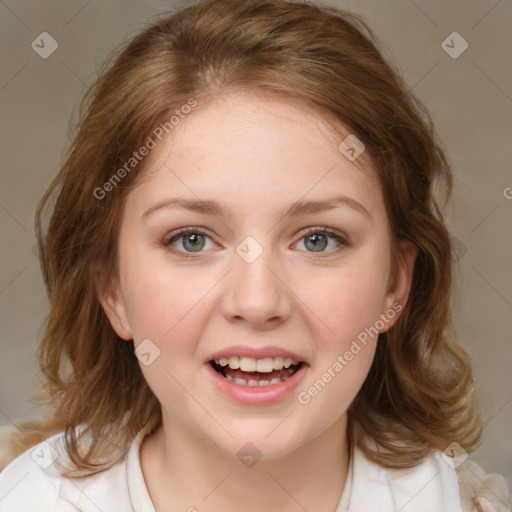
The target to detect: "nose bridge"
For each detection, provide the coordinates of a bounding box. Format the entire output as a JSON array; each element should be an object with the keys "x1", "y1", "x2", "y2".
[{"x1": 223, "y1": 235, "x2": 291, "y2": 324}]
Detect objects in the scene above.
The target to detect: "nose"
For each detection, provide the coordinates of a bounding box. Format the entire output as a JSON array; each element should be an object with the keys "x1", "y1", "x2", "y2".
[{"x1": 221, "y1": 242, "x2": 292, "y2": 329}]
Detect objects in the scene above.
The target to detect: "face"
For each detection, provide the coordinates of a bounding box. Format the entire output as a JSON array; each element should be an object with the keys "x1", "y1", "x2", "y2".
[{"x1": 99, "y1": 92, "x2": 416, "y2": 460}]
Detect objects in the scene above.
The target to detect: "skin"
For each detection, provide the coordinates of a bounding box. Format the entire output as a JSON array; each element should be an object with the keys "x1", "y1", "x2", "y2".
[{"x1": 98, "y1": 92, "x2": 417, "y2": 512}]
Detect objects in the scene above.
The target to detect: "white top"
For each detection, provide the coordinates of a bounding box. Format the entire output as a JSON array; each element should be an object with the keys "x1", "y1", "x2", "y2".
[{"x1": 0, "y1": 424, "x2": 509, "y2": 511}]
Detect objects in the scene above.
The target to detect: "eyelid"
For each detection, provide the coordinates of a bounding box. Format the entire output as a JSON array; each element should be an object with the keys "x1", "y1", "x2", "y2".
[
  {"x1": 163, "y1": 226, "x2": 211, "y2": 243},
  {"x1": 296, "y1": 226, "x2": 349, "y2": 243}
]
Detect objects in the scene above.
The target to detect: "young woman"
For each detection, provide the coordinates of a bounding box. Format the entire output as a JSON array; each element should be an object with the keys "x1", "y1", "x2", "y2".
[{"x1": 0, "y1": 0, "x2": 509, "y2": 510}]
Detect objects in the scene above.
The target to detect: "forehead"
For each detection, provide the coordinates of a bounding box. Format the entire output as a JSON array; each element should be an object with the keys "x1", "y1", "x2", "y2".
[
  {"x1": 157, "y1": 92, "x2": 369, "y2": 166},
  {"x1": 128, "y1": 92, "x2": 385, "y2": 224}
]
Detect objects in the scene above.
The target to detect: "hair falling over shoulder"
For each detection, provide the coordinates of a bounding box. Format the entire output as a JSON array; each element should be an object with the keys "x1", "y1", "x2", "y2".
[{"x1": 2, "y1": 0, "x2": 481, "y2": 477}]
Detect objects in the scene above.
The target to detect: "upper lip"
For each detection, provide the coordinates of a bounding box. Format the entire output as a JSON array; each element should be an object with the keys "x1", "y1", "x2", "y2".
[{"x1": 207, "y1": 345, "x2": 308, "y2": 364}]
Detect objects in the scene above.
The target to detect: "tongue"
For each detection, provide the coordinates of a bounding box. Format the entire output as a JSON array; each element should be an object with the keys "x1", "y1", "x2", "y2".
[{"x1": 223, "y1": 367, "x2": 292, "y2": 381}]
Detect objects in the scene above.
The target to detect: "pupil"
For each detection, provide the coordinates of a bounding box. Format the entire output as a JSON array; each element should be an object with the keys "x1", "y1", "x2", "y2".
[
  {"x1": 306, "y1": 233, "x2": 327, "y2": 252},
  {"x1": 184, "y1": 233, "x2": 205, "y2": 252}
]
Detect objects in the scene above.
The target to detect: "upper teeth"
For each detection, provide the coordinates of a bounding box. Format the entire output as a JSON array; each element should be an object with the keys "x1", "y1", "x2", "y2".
[{"x1": 214, "y1": 356, "x2": 299, "y2": 373}]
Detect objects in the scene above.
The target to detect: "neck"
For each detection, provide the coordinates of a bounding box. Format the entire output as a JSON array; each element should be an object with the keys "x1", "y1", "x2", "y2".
[{"x1": 141, "y1": 414, "x2": 350, "y2": 512}]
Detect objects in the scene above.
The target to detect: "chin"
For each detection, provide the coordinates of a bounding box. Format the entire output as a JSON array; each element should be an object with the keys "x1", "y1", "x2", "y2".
[{"x1": 206, "y1": 420, "x2": 311, "y2": 462}]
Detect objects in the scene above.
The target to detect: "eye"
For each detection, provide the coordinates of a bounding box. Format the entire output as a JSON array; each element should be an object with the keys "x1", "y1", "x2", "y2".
[
  {"x1": 294, "y1": 227, "x2": 350, "y2": 254},
  {"x1": 163, "y1": 228, "x2": 216, "y2": 255},
  {"x1": 161, "y1": 226, "x2": 350, "y2": 257}
]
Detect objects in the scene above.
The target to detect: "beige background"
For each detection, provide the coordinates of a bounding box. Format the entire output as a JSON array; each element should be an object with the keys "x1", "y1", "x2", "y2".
[{"x1": 1, "y1": 0, "x2": 511, "y2": 496}]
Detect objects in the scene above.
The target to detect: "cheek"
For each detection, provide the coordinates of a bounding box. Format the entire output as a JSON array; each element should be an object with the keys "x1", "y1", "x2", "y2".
[
  {"x1": 296, "y1": 269, "x2": 382, "y2": 419},
  {"x1": 292, "y1": 253, "x2": 389, "y2": 416},
  {"x1": 297, "y1": 256, "x2": 390, "y2": 350},
  {"x1": 120, "y1": 261, "x2": 213, "y2": 410},
  {"x1": 121, "y1": 259, "x2": 208, "y2": 342}
]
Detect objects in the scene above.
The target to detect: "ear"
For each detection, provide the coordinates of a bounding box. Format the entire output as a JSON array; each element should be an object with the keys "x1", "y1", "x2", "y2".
[
  {"x1": 92, "y1": 265, "x2": 133, "y2": 341},
  {"x1": 380, "y1": 240, "x2": 418, "y2": 331}
]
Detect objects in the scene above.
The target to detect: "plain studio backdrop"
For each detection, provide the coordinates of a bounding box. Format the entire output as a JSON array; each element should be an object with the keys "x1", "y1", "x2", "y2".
[{"x1": 0, "y1": 0, "x2": 511, "y2": 494}]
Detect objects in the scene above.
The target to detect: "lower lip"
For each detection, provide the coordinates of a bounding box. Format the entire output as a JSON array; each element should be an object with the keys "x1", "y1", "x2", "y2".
[{"x1": 205, "y1": 362, "x2": 308, "y2": 405}]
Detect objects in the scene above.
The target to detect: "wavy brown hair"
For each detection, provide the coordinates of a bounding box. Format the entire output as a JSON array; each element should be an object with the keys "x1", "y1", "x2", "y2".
[{"x1": 3, "y1": 0, "x2": 481, "y2": 477}]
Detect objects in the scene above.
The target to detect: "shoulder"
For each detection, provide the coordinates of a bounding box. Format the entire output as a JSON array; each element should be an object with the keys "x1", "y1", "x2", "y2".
[
  {"x1": 455, "y1": 457, "x2": 510, "y2": 512},
  {"x1": 349, "y1": 441, "x2": 463, "y2": 511},
  {"x1": 0, "y1": 427, "x2": 134, "y2": 512},
  {"x1": 349, "y1": 424, "x2": 510, "y2": 512},
  {"x1": 0, "y1": 429, "x2": 69, "y2": 511}
]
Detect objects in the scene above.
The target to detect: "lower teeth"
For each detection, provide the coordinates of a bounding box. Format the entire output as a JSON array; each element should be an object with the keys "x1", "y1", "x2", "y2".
[
  {"x1": 210, "y1": 360, "x2": 300, "y2": 387},
  {"x1": 223, "y1": 370, "x2": 294, "y2": 386}
]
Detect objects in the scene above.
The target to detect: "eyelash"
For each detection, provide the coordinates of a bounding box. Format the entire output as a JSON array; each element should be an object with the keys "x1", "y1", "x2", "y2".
[{"x1": 161, "y1": 226, "x2": 350, "y2": 258}]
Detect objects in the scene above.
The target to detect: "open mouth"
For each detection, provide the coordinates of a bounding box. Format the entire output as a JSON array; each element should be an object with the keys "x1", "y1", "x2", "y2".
[{"x1": 210, "y1": 356, "x2": 304, "y2": 387}]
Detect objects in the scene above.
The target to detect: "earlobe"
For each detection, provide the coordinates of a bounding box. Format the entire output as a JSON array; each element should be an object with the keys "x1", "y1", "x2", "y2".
[{"x1": 92, "y1": 266, "x2": 133, "y2": 341}]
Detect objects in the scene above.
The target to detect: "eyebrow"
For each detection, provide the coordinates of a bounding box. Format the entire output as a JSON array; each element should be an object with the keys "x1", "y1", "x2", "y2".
[{"x1": 142, "y1": 195, "x2": 372, "y2": 221}]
